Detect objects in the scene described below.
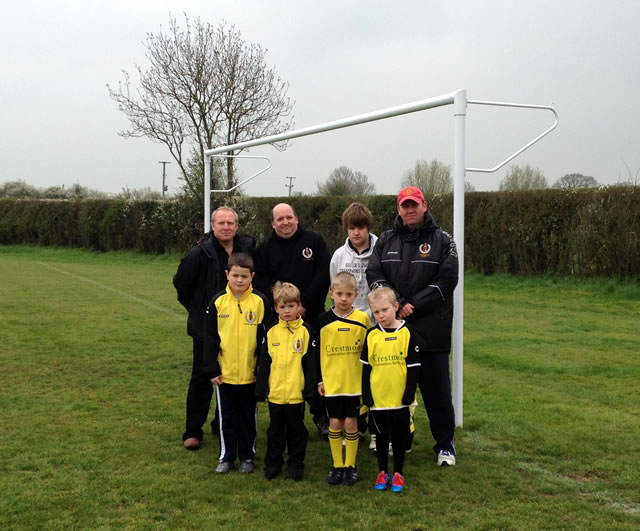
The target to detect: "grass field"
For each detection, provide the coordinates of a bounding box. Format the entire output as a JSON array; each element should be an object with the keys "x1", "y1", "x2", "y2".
[{"x1": 1, "y1": 245, "x2": 639, "y2": 530}]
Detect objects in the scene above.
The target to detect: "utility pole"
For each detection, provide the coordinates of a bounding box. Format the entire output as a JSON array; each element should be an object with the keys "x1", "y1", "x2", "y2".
[
  {"x1": 158, "y1": 161, "x2": 170, "y2": 197},
  {"x1": 285, "y1": 176, "x2": 296, "y2": 196}
]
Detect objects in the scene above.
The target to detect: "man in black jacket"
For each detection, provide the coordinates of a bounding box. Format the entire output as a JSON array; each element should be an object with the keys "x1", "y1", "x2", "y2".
[
  {"x1": 253, "y1": 203, "x2": 330, "y2": 327},
  {"x1": 173, "y1": 206, "x2": 255, "y2": 450},
  {"x1": 366, "y1": 186, "x2": 459, "y2": 466},
  {"x1": 253, "y1": 202, "x2": 330, "y2": 436}
]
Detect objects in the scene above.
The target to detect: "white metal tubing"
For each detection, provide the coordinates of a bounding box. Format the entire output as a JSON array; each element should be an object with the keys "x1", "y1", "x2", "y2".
[
  {"x1": 203, "y1": 91, "x2": 459, "y2": 230},
  {"x1": 204, "y1": 92, "x2": 458, "y2": 157},
  {"x1": 210, "y1": 154, "x2": 272, "y2": 194},
  {"x1": 452, "y1": 89, "x2": 467, "y2": 428},
  {"x1": 204, "y1": 154, "x2": 211, "y2": 231},
  {"x1": 466, "y1": 100, "x2": 558, "y2": 173}
]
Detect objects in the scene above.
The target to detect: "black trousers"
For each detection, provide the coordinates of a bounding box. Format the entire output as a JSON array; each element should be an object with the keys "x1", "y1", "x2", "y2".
[
  {"x1": 418, "y1": 350, "x2": 456, "y2": 455},
  {"x1": 183, "y1": 337, "x2": 214, "y2": 441},
  {"x1": 217, "y1": 383, "x2": 257, "y2": 463},
  {"x1": 264, "y1": 402, "x2": 308, "y2": 473}
]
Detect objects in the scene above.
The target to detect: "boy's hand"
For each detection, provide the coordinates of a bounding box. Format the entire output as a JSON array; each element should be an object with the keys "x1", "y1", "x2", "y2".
[
  {"x1": 317, "y1": 383, "x2": 325, "y2": 396},
  {"x1": 211, "y1": 375, "x2": 223, "y2": 385}
]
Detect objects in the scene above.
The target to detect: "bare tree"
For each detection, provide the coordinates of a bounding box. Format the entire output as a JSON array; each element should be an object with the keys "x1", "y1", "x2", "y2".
[
  {"x1": 316, "y1": 166, "x2": 376, "y2": 196},
  {"x1": 499, "y1": 164, "x2": 548, "y2": 191},
  {"x1": 401, "y1": 159, "x2": 452, "y2": 195},
  {"x1": 108, "y1": 15, "x2": 294, "y2": 197},
  {"x1": 552, "y1": 173, "x2": 599, "y2": 189}
]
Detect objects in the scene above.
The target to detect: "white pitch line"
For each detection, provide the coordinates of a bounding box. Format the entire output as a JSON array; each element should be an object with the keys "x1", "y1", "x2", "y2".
[{"x1": 38, "y1": 261, "x2": 183, "y2": 321}]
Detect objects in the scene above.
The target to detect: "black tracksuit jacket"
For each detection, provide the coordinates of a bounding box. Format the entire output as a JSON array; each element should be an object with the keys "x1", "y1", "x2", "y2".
[{"x1": 366, "y1": 212, "x2": 458, "y2": 353}]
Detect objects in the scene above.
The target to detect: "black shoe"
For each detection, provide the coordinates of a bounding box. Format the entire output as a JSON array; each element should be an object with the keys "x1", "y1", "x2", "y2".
[
  {"x1": 326, "y1": 466, "x2": 344, "y2": 485},
  {"x1": 342, "y1": 466, "x2": 358, "y2": 486},
  {"x1": 316, "y1": 417, "x2": 329, "y2": 439},
  {"x1": 288, "y1": 466, "x2": 304, "y2": 481},
  {"x1": 264, "y1": 467, "x2": 280, "y2": 480}
]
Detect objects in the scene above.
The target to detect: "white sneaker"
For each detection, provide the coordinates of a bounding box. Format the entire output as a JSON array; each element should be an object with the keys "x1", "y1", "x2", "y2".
[
  {"x1": 437, "y1": 450, "x2": 456, "y2": 466},
  {"x1": 369, "y1": 434, "x2": 376, "y2": 451}
]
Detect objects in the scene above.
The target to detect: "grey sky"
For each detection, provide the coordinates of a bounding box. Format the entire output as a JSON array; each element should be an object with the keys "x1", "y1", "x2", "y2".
[{"x1": 1, "y1": 0, "x2": 639, "y2": 197}]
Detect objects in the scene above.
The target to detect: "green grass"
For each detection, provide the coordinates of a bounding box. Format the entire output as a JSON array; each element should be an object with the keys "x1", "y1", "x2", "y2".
[{"x1": 1, "y1": 245, "x2": 639, "y2": 529}]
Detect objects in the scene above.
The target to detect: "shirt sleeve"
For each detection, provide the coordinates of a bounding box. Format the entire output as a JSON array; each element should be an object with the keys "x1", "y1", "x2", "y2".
[
  {"x1": 302, "y1": 325, "x2": 318, "y2": 401},
  {"x1": 254, "y1": 332, "x2": 271, "y2": 402},
  {"x1": 402, "y1": 331, "x2": 421, "y2": 405},
  {"x1": 360, "y1": 331, "x2": 373, "y2": 407},
  {"x1": 202, "y1": 296, "x2": 222, "y2": 379}
]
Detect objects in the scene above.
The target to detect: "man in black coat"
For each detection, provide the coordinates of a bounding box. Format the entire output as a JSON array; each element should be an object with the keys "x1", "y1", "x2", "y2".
[
  {"x1": 173, "y1": 206, "x2": 255, "y2": 450},
  {"x1": 366, "y1": 186, "x2": 459, "y2": 466},
  {"x1": 253, "y1": 203, "x2": 330, "y2": 327}
]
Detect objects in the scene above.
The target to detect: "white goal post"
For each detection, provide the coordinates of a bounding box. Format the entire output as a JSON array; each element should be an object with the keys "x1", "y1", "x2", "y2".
[{"x1": 203, "y1": 89, "x2": 558, "y2": 427}]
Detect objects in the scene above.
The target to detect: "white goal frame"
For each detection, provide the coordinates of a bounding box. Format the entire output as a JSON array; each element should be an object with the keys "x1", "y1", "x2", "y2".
[{"x1": 203, "y1": 89, "x2": 558, "y2": 427}]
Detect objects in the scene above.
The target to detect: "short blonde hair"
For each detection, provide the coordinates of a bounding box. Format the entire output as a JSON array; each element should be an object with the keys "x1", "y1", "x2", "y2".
[
  {"x1": 331, "y1": 271, "x2": 357, "y2": 291},
  {"x1": 272, "y1": 281, "x2": 300, "y2": 305},
  {"x1": 368, "y1": 286, "x2": 397, "y2": 307},
  {"x1": 211, "y1": 206, "x2": 239, "y2": 224}
]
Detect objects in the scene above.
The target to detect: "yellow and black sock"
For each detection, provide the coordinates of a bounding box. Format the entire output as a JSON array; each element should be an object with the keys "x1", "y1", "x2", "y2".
[
  {"x1": 328, "y1": 428, "x2": 344, "y2": 468},
  {"x1": 344, "y1": 430, "x2": 359, "y2": 467}
]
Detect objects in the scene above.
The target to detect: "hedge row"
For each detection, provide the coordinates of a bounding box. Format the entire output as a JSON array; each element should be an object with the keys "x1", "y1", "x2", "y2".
[{"x1": 1, "y1": 187, "x2": 638, "y2": 278}]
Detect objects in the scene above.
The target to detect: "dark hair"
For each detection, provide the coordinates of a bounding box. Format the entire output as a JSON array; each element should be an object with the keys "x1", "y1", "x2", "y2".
[
  {"x1": 342, "y1": 202, "x2": 373, "y2": 232},
  {"x1": 227, "y1": 252, "x2": 254, "y2": 273}
]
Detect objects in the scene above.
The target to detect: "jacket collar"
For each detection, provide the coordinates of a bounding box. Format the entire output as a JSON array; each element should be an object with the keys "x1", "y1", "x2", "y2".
[
  {"x1": 394, "y1": 211, "x2": 437, "y2": 234},
  {"x1": 277, "y1": 315, "x2": 303, "y2": 332}
]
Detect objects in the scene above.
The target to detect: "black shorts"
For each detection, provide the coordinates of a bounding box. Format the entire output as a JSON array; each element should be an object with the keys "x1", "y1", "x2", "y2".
[
  {"x1": 324, "y1": 396, "x2": 361, "y2": 420},
  {"x1": 368, "y1": 408, "x2": 411, "y2": 437}
]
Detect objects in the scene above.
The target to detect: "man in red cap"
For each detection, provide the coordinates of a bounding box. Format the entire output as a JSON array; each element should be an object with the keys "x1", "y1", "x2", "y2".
[{"x1": 366, "y1": 186, "x2": 459, "y2": 466}]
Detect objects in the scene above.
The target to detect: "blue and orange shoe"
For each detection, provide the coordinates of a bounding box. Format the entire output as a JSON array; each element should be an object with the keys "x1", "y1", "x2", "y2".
[
  {"x1": 374, "y1": 470, "x2": 390, "y2": 491},
  {"x1": 391, "y1": 472, "x2": 405, "y2": 493}
]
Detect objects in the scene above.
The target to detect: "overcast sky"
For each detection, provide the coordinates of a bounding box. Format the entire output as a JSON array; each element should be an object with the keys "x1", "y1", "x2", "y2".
[{"x1": 1, "y1": 0, "x2": 639, "y2": 197}]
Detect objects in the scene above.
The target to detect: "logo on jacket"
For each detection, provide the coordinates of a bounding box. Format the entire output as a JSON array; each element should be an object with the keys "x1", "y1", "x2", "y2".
[
  {"x1": 245, "y1": 310, "x2": 257, "y2": 324},
  {"x1": 419, "y1": 243, "x2": 431, "y2": 256},
  {"x1": 302, "y1": 247, "x2": 313, "y2": 260},
  {"x1": 293, "y1": 338, "x2": 303, "y2": 352}
]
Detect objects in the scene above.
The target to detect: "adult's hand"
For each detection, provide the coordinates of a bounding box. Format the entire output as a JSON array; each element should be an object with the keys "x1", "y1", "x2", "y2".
[
  {"x1": 398, "y1": 303, "x2": 414, "y2": 319},
  {"x1": 211, "y1": 375, "x2": 223, "y2": 385}
]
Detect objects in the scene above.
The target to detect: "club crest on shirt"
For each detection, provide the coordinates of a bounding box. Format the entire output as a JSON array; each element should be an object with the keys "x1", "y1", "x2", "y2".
[
  {"x1": 419, "y1": 243, "x2": 431, "y2": 256},
  {"x1": 245, "y1": 310, "x2": 257, "y2": 324},
  {"x1": 292, "y1": 338, "x2": 303, "y2": 352},
  {"x1": 302, "y1": 247, "x2": 313, "y2": 260}
]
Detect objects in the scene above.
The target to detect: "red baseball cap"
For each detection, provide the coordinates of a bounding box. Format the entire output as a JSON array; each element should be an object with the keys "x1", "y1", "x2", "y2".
[{"x1": 397, "y1": 186, "x2": 425, "y2": 205}]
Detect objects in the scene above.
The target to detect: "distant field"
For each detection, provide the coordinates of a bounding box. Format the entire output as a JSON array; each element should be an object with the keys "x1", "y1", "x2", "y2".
[{"x1": 1, "y1": 245, "x2": 639, "y2": 529}]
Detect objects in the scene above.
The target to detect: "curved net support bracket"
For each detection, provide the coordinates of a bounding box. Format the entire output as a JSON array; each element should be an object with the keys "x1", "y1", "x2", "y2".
[
  {"x1": 210, "y1": 154, "x2": 272, "y2": 193},
  {"x1": 465, "y1": 100, "x2": 559, "y2": 173}
]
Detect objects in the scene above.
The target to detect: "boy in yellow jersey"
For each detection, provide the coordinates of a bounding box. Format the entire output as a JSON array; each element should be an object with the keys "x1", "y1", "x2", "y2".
[
  {"x1": 256, "y1": 282, "x2": 317, "y2": 481},
  {"x1": 316, "y1": 272, "x2": 370, "y2": 486},
  {"x1": 203, "y1": 253, "x2": 269, "y2": 475},
  {"x1": 361, "y1": 287, "x2": 420, "y2": 493}
]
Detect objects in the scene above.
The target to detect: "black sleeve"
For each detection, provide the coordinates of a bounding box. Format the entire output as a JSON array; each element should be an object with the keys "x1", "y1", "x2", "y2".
[
  {"x1": 252, "y1": 242, "x2": 274, "y2": 306},
  {"x1": 409, "y1": 231, "x2": 459, "y2": 313},
  {"x1": 300, "y1": 234, "x2": 330, "y2": 313},
  {"x1": 365, "y1": 231, "x2": 391, "y2": 291},
  {"x1": 302, "y1": 324, "x2": 318, "y2": 401},
  {"x1": 255, "y1": 333, "x2": 271, "y2": 402},
  {"x1": 402, "y1": 333, "x2": 421, "y2": 405},
  {"x1": 360, "y1": 333, "x2": 373, "y2": 407},
  {"x1": 172, "y1": 244, "x2": 201, "y2": 310},
  {"x1": 202, "y1": 296, "x2": 222, "y2": 379}
]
